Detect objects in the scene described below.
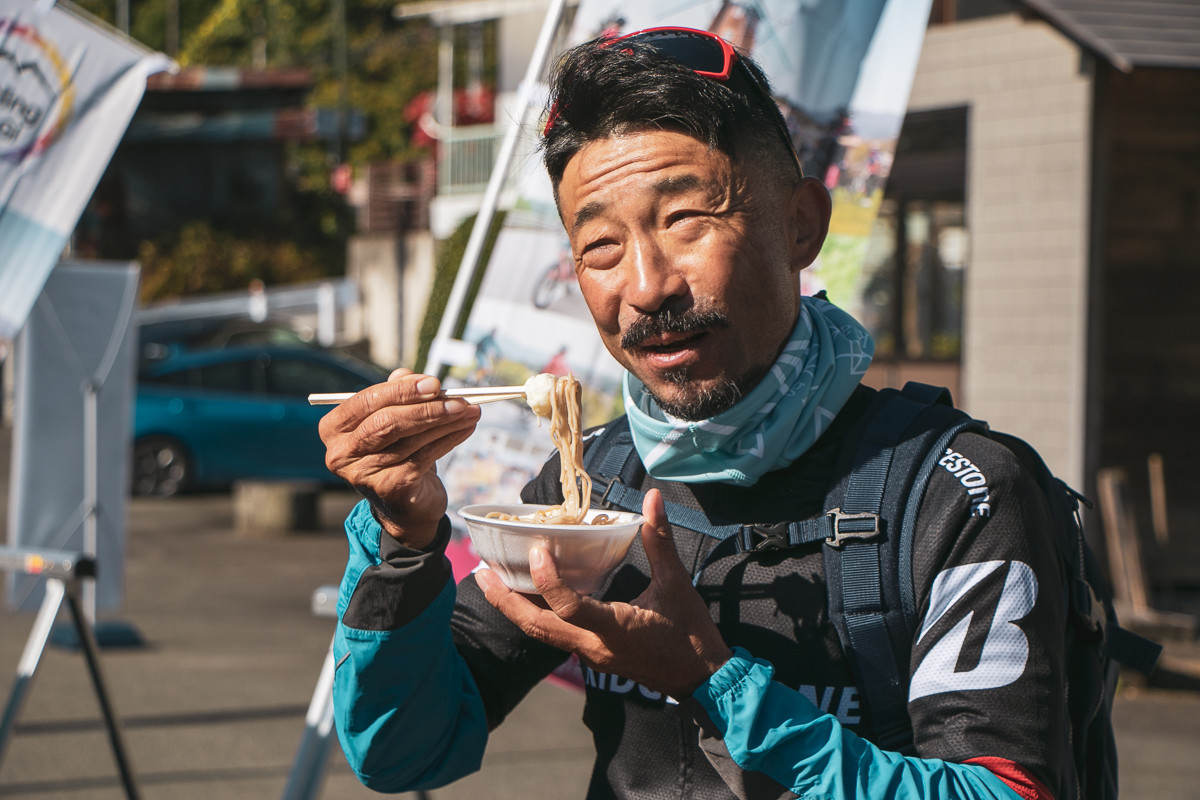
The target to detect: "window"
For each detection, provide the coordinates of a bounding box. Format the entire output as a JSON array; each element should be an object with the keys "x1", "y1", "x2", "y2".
[
  {"x1": 267, "y1": 358, "x2": 371, "y2": 397},
  {"x1": 144, "y1": 368, "x2": 196, "y2": 388},
  {"x1": 196, "y1": 360, "x2": 259, "y2": 394},
  {"x1": 857, "y1": 107, "x2": 967, "y2": 363}
]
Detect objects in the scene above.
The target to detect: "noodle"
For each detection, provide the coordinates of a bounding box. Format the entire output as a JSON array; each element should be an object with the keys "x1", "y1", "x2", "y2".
[{"x1": 486, "y1": 374, "x2": 616, "y2": 525}]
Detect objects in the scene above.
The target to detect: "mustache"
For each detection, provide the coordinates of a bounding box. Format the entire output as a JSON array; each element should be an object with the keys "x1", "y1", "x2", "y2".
[{"x1": 620, "y1": 307, "x2": 729, "y2": 350}]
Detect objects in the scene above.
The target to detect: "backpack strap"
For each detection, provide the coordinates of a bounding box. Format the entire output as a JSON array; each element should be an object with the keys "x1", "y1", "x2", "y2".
[
  {"x1": 583, "y1": 416, "x2": 728, "y2": 536},
  {"x1": 583, "y1": 416, "x2": 848, "y2": 551},
  {"x1": 822, "y1": 382, "x2": 986, "y2": 753}
]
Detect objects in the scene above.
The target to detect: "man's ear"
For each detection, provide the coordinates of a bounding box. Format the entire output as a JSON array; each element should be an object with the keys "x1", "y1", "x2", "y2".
[{"x1": 788, "y1": 177, "x2": 832, "y2": 273}]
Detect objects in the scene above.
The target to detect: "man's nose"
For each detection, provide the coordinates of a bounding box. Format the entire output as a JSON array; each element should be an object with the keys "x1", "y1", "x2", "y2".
[{"x1": 625, "y1": 237, "x2": 687, "y2": 314}]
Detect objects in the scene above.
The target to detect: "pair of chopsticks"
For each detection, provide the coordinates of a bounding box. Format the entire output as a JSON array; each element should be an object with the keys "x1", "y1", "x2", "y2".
[{"x1": 308, "y1": 385, "x2": 527, "y2": 407}]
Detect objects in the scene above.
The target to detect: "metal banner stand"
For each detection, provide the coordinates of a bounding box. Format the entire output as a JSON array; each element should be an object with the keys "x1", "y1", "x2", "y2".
[
  {"x1": 0, "y1": 547, "x2": 141, "y2": 799},
  {"x1": 280, "y1": 586, "x2": 339, "y2": 800}
]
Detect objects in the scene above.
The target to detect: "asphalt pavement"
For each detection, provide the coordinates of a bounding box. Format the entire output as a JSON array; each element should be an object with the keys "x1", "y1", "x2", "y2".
[{"x1": 1, "y1": 423, "x2": 1199, "y2": 799}]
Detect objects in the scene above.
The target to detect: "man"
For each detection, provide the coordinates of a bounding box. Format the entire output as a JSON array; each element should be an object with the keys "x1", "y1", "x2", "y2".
[{"x1": 320, "y1": 28, "x2": 1065, "y2": 800}]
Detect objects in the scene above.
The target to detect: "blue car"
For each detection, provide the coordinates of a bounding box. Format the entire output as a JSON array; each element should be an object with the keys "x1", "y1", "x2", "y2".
[{"x1": 132, "y1": 344, "x2": 389, "y2": 496}]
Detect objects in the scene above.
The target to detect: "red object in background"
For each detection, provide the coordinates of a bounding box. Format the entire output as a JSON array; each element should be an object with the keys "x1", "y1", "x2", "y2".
[
  {"x1": 331, "y1": 163, "x2": 353, "y2": 194},
  {"x1": 454, "y1": 84, "x2": 494, "y2": 125},
  {"x1": 445, "y1": 537, "x2": 481, "y2": 584},
  {"x1": 403, "y1": 86, "x2": 496, "y2": 151},
  {"x1": 404, "y1": 91, "x2": 437, "y2": 150},
  {"x1": 540, "y1": 347, "x2": 570, "y2": 377}
]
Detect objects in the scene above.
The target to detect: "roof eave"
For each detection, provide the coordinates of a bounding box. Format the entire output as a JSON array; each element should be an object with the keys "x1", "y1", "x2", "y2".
[{"x1": 1015, "y1": 0, "x2": 1134, "y2": 73}]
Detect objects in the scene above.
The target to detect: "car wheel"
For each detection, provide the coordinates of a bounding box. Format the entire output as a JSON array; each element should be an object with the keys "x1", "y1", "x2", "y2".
[{"x1": 132, "y1": 436, "x2": 191, "y2": 497}]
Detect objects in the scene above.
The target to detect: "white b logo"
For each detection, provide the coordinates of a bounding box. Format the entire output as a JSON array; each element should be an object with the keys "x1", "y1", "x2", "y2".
[{"x1": 909, "y1": 560, "x2": 1036, "y2": 701}]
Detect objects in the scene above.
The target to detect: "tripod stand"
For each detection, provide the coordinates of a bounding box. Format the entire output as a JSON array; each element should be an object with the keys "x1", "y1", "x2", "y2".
[{"x1": 0, "y1": 547, "x2": 141, "y2": 799}]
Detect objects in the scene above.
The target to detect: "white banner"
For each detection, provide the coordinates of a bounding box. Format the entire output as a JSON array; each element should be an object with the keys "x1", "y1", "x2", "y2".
[
  {"x1": 7, "y1": 260, "x2": 139, "y2": 614},
  {"x1": 0, "y1": 1, "x2": 170, "y2": 339}
]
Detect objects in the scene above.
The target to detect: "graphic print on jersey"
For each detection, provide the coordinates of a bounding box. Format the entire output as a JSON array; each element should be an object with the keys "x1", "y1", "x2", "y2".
[
  {"x1": 909, "y1": 560, "x2": 1036, "y2": 701},
  {"x1": 939, "y1": 448, "x2": 993, "y2": 517},
  {"x1": 584, "y1": 664, "x2": 864, "y2": 724}
]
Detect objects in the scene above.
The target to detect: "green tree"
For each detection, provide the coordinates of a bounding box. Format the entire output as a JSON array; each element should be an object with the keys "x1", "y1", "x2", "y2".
[
  {"x1": 77, "y1": 0, "x2": 491, "y2": 169},
  {"x1": 72, "y1": 0, "x2": 492, "y2": 301}
]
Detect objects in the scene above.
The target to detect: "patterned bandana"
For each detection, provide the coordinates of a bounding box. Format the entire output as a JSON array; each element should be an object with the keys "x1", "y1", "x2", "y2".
[{"x1": 623, "y1": 295, "x2": 874, "y2": 486}]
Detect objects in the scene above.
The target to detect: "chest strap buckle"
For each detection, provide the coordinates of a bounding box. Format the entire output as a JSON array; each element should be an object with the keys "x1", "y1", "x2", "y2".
[
  {"x1": 825, "y1": 509, "x2": 883, "y2": 548},
  {"x1": 738, "y1": 521, "x2": 790, "y2": 552},
  {"x1": 596, "y1": 476, "x2": 623, "y2": 508}
]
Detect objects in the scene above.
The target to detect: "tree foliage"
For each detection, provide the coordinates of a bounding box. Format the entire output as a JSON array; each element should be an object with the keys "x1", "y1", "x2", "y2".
[
  {"x1": 136, "y1": 219, "x2": 338, "y2": 301},
  {"x1": 70, "y1": 0, "x2": 492, "y2": 300},
  {"x1": 74, "y1": 0, "x2": 490, "y2": 168}
]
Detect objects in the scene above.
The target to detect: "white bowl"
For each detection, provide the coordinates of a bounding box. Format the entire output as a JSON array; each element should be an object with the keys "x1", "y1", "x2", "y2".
[{"x1": 458, "y1": 504, "x2": 644, "y2": 594}]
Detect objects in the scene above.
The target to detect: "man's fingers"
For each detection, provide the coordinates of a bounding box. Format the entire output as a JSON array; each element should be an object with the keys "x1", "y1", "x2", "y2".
[
  {"x1": 325, "y1": 405, "x2": 475, "y2": 470},
  {"x1": 404, "y1": 419, "x2": 479, "y2": 469},
  {"x1": 320, "y1": 373, "x2": 444, "y2": 436},
  {"x1": 335, "y1": 415, "x2": 478, "y2": 482},
  {"x1": 528, "y1": 546, "x2": 592, "y2": 622},
  {"x1": 476, "y1": 567, "x2": 599, "y2": 654},
  {"x1": 321, "y1": 378, "x2": 480, "y2": 466},
  {"x1": 643, "y1": 488, "x2": 670, "y2": 536},
  {"x1": 353, "y1": 398, "x2": 478, "y2": 458},
  {"x1": 639, "y1": 489, "x2": 690, "y2": 587}
]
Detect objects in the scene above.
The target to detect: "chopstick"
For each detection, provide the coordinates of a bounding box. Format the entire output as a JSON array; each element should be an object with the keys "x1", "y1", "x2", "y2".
[
  {"x1": 442, "y1": 384, "x2": 528, "y2": 397},
  {"x1": 308, "y1": 385, "x2": 527, "y2": 406}
]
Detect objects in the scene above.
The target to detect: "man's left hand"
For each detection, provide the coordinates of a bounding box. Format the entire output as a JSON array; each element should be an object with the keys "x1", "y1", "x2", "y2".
[{"x1": 475, "y1": 489, "x2": 734, "y2": 699}]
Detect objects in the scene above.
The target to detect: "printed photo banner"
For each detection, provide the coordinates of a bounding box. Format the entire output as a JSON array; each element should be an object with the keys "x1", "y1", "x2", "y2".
[
  {"x1": 438, "y1": 0, "x2": 932, "y2": 518},
  {"x1": 0, "y1": 1, "x2": 170, "y2": 340}
]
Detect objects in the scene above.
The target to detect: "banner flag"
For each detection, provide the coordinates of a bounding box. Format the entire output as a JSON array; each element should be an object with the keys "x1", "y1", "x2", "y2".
[
  {"x1": 436, "y1": 0, "x2": 932, "y2": 518},
  {"x1": 0, "y1": 0, "x2": 171, "y2": 340}
]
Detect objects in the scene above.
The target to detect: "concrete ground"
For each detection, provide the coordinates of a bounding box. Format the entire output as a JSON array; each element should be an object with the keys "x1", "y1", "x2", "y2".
[{"x1": 1, "y1": 425, "x2": 1199, "y2": 799}]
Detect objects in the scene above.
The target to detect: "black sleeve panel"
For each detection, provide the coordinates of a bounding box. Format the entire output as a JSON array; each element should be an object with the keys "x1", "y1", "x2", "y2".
[
  {"x1": 342, "y1": 514, "x2": 455, "y2": 631},
  {"x1": 451, "y1": 576, "x2": 573, "y2": 730},
  {"x1": 907, "y1": 431, "x2": 1067, "y2": 791}
]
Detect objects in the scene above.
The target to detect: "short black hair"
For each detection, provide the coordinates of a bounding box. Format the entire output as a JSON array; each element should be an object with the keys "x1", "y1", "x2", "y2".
[{"x1": 540, "y1": 35, "x2": 799, "y2": 191}]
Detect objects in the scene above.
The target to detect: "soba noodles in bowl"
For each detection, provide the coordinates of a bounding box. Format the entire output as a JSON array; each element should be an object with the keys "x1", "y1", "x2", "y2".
[{"x1": 458, "y1": 374, "x2": 643, "y2": 594}]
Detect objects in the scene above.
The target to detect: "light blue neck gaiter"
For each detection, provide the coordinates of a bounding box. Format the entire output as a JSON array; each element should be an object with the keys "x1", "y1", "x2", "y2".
[{"x1": 623, "y1": 295, "x2": 875, "y2": 486}]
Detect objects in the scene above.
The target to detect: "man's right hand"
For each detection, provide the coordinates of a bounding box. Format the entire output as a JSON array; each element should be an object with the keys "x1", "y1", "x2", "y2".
[{"x1": 319, "y1": 369, "x2": 481, "y2": 549}]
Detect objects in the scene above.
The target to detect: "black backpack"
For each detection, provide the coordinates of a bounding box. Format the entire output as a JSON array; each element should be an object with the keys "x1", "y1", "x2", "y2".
[{"x1": 583, "y1": 382, "x2": 1161, "y2": 800}]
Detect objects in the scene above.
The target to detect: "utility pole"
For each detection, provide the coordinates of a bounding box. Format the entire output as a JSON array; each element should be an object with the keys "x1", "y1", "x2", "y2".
[
  {"x1": 166, "y1": 0, "x2": 179, "y2": 57},
  {"x1": 333, "y1": 0, "x2": 349, "y2": 164}
]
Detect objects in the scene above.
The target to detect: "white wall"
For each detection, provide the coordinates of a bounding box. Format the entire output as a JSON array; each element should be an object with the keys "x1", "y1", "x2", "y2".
[
  {"x1": 347, "y1": 232, "x2": 435, "y2": 369},
  {"x1": 906, "y1": 14, "x2": 1093, "y2": 485}
]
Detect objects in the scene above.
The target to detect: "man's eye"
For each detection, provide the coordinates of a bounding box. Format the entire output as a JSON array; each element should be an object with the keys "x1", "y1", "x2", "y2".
[
  {"x1": 580, "y1": 234, "x2": 619, "y2": 253},
  {"x1": 580, "y1": 241, "x2": 620, "y2": 269},
  {"x1": 665, "y1": 209, "x2": 704, "y2": 226}
]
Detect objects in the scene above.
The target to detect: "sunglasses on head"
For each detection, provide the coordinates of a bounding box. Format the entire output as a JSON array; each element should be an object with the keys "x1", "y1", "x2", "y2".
[{"x1": 543, "y1": 26, "x2": 804, "y2": 178}]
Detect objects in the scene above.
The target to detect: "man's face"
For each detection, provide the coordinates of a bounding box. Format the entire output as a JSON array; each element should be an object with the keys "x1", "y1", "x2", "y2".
[{"x1": 556, "y1": 129, "x2": 823, "y2": 419}]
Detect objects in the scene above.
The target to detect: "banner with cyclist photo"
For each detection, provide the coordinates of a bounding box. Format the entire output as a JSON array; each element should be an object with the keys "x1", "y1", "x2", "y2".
[{"x1": 437, "y1": 0, "x2": 933, "y2": 520}]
